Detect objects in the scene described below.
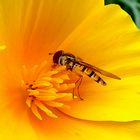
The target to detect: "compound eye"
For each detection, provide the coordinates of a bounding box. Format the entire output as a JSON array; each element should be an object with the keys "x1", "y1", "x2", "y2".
[{"x1": 53, "y1": 50, "x2": 63, "y2": 64}]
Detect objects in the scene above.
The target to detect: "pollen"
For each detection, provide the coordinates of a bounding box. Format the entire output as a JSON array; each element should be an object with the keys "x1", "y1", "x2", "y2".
[
  {"x1": 0, "y1": 45, "x2": 6, "y2": 50},
  {"x1": 21, "y1": 61, "x2": 75, "y2": 120}
]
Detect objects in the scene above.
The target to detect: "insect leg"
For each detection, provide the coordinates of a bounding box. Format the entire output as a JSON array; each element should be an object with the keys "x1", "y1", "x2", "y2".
[
  {"x1": 73, "y1": 76, "x2": 83, "y2": 100},
  {"x1": 73, "y1": 77, "x2": 81, "y2": 99},
  {"x1": 77, "y1": 76, "x2": 83, "y2": 100}
]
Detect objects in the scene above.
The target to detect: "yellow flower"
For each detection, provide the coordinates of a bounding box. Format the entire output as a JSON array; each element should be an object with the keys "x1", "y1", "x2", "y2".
[{"x1": 0, "y1": 0, "x2": 140, "y2": 139}]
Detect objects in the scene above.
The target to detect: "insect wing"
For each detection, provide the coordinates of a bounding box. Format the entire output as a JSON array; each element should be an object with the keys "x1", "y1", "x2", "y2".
[{"x1": 79, "y1": 61, "x2": 121, "y2": 80}]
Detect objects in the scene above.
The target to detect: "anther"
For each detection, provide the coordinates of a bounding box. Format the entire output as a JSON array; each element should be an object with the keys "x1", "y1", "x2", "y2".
[{"x1": 21, "y1": 61, "x2": 75, "y2": 120}]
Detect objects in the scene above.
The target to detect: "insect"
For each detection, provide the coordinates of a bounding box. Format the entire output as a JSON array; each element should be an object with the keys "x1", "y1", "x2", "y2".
[{"x1": 50, "y1": 50, "x2": 121, "y2": 100}]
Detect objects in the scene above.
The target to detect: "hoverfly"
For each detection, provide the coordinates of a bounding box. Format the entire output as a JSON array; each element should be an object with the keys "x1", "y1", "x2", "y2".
[{"x1": 50, "y1": 50, "x2": 121, "y2": 100}]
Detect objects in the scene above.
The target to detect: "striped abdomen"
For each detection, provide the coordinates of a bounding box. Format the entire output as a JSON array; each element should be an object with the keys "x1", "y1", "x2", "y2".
[{"x1": 74, "y1": 63, "x2": 106, "y2": 86}]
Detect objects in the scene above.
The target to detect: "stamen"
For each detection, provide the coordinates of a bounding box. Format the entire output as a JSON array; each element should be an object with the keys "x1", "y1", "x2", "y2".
[
  {"x1": 57, "y1": 83, "x2": 75, "y2": 91},
  {"x1": 28, "y1": 89, "x2": 39, "y2": 96},
  {"x1": 32, "y1": 81, "x2": 53, "y2": 88},
  {"x1": 35, "y1": 100, "x2": 58, "y2": 118},
  {"x1": 36, "y1": 95, "x2": 57, "y2": 101},
  {"x1": 21, "y1": 61, "x2": 75, "y2": 120},
  {"x1": 46, "y1": 101, "x2": 64, "y2": 107},
  {"x1": 31, "y1": 102, "x2": 42, "y2": 120},
  {"x1": 26, "y1": 96, "x2": 34, "y2": 108}
]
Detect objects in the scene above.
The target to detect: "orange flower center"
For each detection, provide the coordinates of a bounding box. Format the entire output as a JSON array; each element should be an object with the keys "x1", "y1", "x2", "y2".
[{"x1": 21, "y1": 61, "x2": 75, "y2": 120}]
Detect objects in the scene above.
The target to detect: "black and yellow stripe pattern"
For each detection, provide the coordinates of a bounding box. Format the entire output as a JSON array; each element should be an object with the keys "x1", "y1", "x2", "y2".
[{"x1": 74, "y1": 63, "x2": 106, "y2": 86}]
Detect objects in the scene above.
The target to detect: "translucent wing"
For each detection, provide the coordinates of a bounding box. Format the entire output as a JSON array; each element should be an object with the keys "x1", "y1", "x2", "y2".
[{"x1": 79, "y1": 61, "x2": 121, "y2": 80}]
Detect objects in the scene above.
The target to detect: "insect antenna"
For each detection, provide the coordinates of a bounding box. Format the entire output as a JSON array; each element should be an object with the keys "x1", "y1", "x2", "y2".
[{"x1": 49, "y1": 52, "x2": 54, "y2": 55}]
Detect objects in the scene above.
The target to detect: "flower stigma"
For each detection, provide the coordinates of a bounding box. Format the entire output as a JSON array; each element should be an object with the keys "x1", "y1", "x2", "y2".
[{"x1": 21, "y1": 61, "x2": 75, "y2": 120}]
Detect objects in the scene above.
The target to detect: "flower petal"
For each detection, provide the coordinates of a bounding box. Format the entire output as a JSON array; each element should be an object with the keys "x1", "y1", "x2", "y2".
[
  {"x1": 0, "y1": 0, "x2": 103, "y2": 66},
  {"x1": 58, "y1": 5, "x2": 140, "y2": 121},
  {"x1": 58, "y1": 5, "x2": 140, "y2": 68},
  {"x1": 0, "y1": 106, "x2": 140, "y2": 140},
  {"x1": 60, "y1": 76, "x2": 140, "y2": 121},
  {"x1": 0, "y1": 61, "x2": 139, "y2": 139}
]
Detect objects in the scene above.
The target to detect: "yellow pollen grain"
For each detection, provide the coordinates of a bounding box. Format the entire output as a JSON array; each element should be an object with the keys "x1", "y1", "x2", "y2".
[
  {"x1": 0, "y1": 45, "x2": 6, "y2": 50},
  {"x1": 28, "y1": 89, "x2": 40, "y2": 96},
  {"x1": 22, "y1": 62, "x2": 75, "y2": 120},
  {"x1": 46, "y1": 101, "x2": 64, "y2": 107}
]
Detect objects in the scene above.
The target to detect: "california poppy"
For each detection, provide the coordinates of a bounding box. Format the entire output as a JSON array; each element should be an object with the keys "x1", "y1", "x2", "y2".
[{"x1": 0, "y1": 0, "x2": 140, "y2": 139}]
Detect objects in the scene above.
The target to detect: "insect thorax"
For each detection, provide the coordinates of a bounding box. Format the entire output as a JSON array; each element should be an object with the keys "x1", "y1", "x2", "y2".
[{"x1": 59, "y1": 55, "x2": 76, "y2": 70}]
